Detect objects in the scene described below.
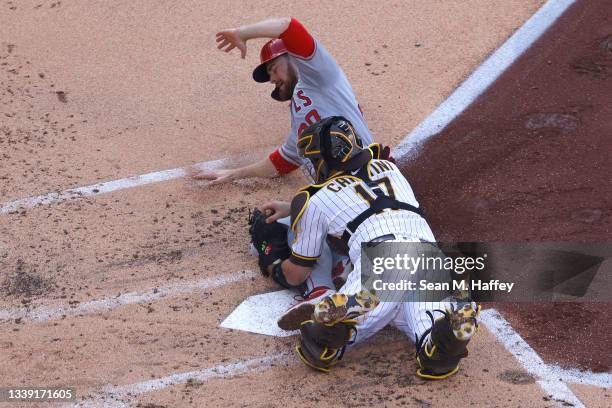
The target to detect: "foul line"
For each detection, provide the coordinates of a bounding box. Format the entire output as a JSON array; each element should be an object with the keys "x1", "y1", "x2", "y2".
[
  {"x1": 0, "y1": 270, "x2": 256, "y2": 323},
  {"x1": 482, "y1": 309, "x2": 611, "y2": 407},
  {"x1": 393, "y1": 0, "x2": 576, "y2": 160}
]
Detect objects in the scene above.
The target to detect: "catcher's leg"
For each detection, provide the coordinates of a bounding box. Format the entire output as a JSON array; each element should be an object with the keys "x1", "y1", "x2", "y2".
[
  {"x1": 330, "y1": 262, "x2": 399, "y2": 344},
  {"x1": 296, "y1": 289, "x2": 380, "y2": 372},
  {"x1": 386, "y1": 241, "x2": 479, "y2": 379},
  {"x1": 276, "y1": 217, "x2": 340, "y2": 331},
  {"x1": 412, "y1": 302, "x2": 480, "y2": 380},
  {"x1": 296, "y1": 319, "x2": 356, "y2": 372}
]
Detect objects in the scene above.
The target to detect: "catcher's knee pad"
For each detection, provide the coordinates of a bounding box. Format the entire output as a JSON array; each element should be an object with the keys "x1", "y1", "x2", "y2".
[
  {"x1": 270, "y1": 261, "x2": 307, "y2": 293},
  {"x1": 296, "y1": 319, "x2": 357, "y2": 372},
  {"x1": 415, "y1": 302, "x2": 480, "y2": 380}
]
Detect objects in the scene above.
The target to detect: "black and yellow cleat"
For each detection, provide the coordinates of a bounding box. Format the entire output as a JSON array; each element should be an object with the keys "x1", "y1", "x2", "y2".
[
  {"x1": 415, "y1": 302, "x2": 480, "y2": 380},
  {"x1": 296, "y1": 319, "x2": 357, "y2": 373},
  {"x1": 313, "y1": 289, "x2": 379, "y2": 325},
  {"x1": 277, "y1": 287, "x2": 335, "y2": 331},
  {"x1": 450, "y1": 302, "x2": 480, "y2": 341}
]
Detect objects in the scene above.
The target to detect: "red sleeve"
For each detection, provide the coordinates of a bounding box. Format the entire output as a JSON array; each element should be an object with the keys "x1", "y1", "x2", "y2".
[
  {"x1": 279, "y1": 18, "x2": 315, "y2": 58},
  {"x1": 269, "y1": 149, "x2": 299, "y2": 175}
]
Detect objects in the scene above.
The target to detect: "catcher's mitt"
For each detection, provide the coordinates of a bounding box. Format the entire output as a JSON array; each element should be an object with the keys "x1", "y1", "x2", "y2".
[{"x1": 248, "y1": 208, "x2": 291, "y2": 276}]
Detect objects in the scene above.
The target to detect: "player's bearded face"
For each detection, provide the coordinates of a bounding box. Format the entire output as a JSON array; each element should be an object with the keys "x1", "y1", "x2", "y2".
[{"x1": 268, "y1": 56, "x2": 297, "y2": 101}]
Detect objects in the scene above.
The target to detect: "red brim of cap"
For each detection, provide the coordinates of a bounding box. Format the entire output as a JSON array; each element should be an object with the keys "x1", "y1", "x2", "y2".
[{"x1": 252, "y1": 63, "x2": 269, "y2": 83}]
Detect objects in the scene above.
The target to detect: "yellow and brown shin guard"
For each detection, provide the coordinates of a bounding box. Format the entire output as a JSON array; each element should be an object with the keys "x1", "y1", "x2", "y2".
[
  {"x1": 296, "y1": 319, "x2": 357, "y2": 372},
  {"x1": 415, "y1": 303, "x2": 480, "y2": 380},
  {"x1": 296, "y1": 290, "x2": 379, "y2": 372}
]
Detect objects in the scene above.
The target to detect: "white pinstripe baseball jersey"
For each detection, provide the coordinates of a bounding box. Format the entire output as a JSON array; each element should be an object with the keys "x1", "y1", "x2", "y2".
[
  {"x1": 289, "y1": 157, "x2": 453, "y2": 342},
  {"x1": 290, "y1": 159, "x2": 436, "y2": 267}
]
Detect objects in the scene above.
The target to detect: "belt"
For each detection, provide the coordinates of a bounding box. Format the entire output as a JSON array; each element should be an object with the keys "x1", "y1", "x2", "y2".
[
  {"x1": 366, "y1": 234, "x2": 399, "y2": 248},
  {"x1": 368, "y1": 235, "x2": 433, "y2": 247},
  {"x1": 370, "y1": 233, "x2": 397, "y2": 243}
]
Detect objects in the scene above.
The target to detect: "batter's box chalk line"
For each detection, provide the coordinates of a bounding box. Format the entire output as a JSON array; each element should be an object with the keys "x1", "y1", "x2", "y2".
[{"x1": 0, "y1": 270, "x2": 257, "y2": 323}]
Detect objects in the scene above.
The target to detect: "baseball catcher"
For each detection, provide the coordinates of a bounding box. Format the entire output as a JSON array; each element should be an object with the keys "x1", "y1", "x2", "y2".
[{"x1": 250, "y1": 116, "x2": 479, "y2": 379}]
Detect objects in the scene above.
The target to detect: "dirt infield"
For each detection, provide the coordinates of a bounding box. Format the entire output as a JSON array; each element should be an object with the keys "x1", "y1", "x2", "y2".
[{"x1": 1, "y1": 1, "x2": 610, "y2": 407}]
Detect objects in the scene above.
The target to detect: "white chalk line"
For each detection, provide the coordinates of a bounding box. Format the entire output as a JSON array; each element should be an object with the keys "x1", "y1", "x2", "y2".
[
  {"x1": 0, "y1": 158, "x2": 226, "y2": 215},
  {"x1": 482, "y1": 309, "x2": 611, "y2": 407},
  {"x1": 65, "y1": 352, "x2": 290, "y2": 408},
  {"x1": 0, "y1": 270, "x2": 256, "y2": 323},
  {"x1": 67, "y1": 334, "x2": 409, "y2": 407},
  {"x1": 393, "y1": 0, "x2": 576, "y2": 160}
]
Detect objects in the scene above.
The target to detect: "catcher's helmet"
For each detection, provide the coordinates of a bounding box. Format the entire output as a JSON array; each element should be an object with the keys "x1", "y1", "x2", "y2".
[
  {"x1": 252, "y1": 39, "x2": 288, "y2": 83},
  {"x1": 297, "y1": 116, "x2": 367, "y2": 184}
]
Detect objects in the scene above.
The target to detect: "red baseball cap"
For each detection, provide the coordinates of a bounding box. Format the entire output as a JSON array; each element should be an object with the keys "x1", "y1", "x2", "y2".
[{"x1": 252, "y1": 38, "x2": 288, "y2": 83}]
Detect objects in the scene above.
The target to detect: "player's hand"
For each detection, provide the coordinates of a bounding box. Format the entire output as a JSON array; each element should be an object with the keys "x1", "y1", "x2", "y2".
[
  {"x1": 260, "y1": 201, "x2": 290, "y2": 223},
  {"x1": 216, "y1": 28, "x2": 247, "y2": 59},
  {"x1": 190, "y1": 168, "x2": 236, "y2": 186}
]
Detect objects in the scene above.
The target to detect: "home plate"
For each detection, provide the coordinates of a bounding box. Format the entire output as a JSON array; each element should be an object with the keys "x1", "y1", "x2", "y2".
[{"x1": 220, "y1": 290, "x2": 300, "y2": 337}]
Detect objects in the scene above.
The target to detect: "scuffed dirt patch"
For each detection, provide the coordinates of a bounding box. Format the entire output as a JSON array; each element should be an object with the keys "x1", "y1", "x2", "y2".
[
  {"x1": 498, "y1": 369, "x2": 536, "y2": 385},
  {"x1": 1, "y1": 259, "x2": 53, "y2": 297}
]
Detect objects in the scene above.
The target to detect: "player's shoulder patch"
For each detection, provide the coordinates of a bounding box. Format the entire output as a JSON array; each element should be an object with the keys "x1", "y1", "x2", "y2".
[
  {"x1": 290, "y1": 190, "x2": 309, "y2": 232},
  {"x1": 290, "y1": 183, "x2": 328, "y2": 231},
  {"x1": 289, "y1": 191, "x2": 309, "y2": 232}
]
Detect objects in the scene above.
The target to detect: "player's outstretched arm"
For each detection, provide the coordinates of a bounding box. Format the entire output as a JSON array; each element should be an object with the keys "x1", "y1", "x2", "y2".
[
  {"x1": 190, "y1": 157, "x2": 278, "y2": 185},
  {"x1": 216, "y1": 17, "x2": 291, "y2": 58}
]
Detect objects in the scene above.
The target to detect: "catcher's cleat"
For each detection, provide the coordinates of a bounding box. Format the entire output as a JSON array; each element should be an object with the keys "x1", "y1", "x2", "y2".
[
  {"x1": 277, "y1": 287, "x2": 334, "y2": 331},
  {"x1": 450, "y1": 301, "x2": 480, "y2": 341},
  {"x1": 415, "y1": 302, "x2": 480, "y2": 380},
  {"x1": 296, "y1": 319, "x2": 357, "y2": 372},
  {"x1": 314, "y1": 289, "x2": 379, "y2": 325}
]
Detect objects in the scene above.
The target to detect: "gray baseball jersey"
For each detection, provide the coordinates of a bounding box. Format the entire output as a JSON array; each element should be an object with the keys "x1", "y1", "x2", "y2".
[{"x1": 271, "y1": 19, "x2": 373, "y2": 171}]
